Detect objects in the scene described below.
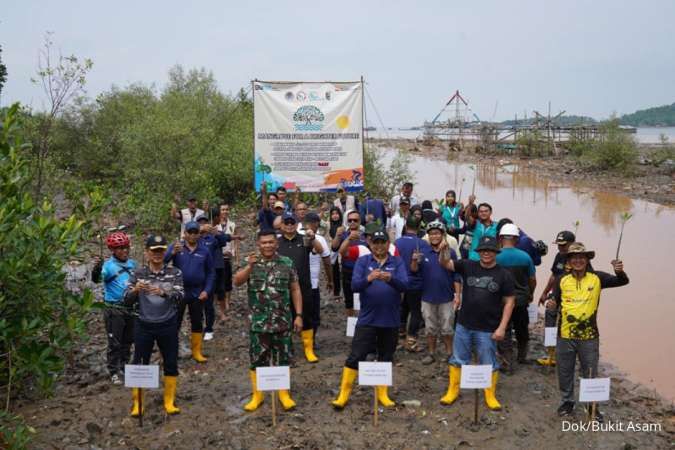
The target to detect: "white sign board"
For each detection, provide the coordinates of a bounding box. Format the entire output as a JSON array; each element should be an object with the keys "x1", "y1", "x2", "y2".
[
  {"x1": 459, "y1": 365, "x2": 492, "y2": 389},
  {"x1": 358, "y1": 362, "x2": 392, "y2": 386},
  {"x1": 527, "y1": 303, "x2": 538, "y2": 324},
  {"x1": 579, "y1": 378, "x2": 611, "y2": 402},
  {"x1": 544, "y1": 327, "x2": 557, "y2": 347},
  {"x1": 256, "y1": 366, "x2": 291, "y2": 391},
  {"x1": 124, "y1": 364, "x2": 160, "y2": 389},
  {"x1": 253, "y1": 80, "x2": 364, "y2": 192},
  {"x1": 353, "y1": 293, "x2": 361, "y2": 311},
  {"x1": 346, "y1": 317, "x2": 358, "y2": 337}
]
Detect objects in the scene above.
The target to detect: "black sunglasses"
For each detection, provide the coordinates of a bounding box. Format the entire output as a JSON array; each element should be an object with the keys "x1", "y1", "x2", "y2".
[
  {"x1": 347, "y1": 218, "x2": 359, "y2": 223},
  {"x1": 186, "y1": 229, "x2": 199, "y2": 235}
]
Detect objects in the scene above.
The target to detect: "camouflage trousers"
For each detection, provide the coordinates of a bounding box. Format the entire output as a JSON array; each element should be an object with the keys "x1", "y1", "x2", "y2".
[{"x1": 249, "y1": 331, "x2": 292, "y2": 369}]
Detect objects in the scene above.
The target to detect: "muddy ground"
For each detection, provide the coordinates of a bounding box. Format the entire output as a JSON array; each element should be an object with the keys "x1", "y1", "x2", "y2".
[
  {"x1": 16, "y1": 213, "x2": 674, "y2": 449},
  {"x1": 374, "y1": 138, "x2": 675, "y2": 206}
]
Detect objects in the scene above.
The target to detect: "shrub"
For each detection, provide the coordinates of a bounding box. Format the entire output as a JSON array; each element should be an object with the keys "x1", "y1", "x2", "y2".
[{"x1": 582, "y1": 119, "x2": 638, "y2": 172}]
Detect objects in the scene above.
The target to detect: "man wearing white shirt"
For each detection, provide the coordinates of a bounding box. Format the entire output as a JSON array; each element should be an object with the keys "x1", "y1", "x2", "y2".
[
  {"x1": 390, "y1": 182, "x2": 418, "y2": 217},
  {"x1": 388, "y1": 197, "x2": 411, "y2": 241},
  {"x1": 304, "y1": 213, "x2": 333, "y2": 341}
]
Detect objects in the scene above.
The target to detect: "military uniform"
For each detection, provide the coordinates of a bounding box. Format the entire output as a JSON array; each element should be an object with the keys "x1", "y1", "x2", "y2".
[{"x1": 247, "y1": 254, "x2": 298, "y2": 369}]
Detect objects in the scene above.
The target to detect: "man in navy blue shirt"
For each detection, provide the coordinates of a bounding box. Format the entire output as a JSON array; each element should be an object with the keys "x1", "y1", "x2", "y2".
[
  {"x1": 359, "y1": 194, "x2": 387, "y2": 226},
  {"x1": 410, "y1": 221, "x2": 461, "y2": 365},
  {"x1": 331, "y1": 230, "x2": 408, "y2": 410},
  {"x1": 165, "y1": 221, "x2": 215, "y2": 363},
  {"x1": 195, "y1": 214, "x2": 236, "y2": 341},
  {"x1": 394, "y1": 216, "x2": 430, "y2": 352}
]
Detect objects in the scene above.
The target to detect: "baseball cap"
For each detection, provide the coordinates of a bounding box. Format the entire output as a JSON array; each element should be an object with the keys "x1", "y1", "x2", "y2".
[
  {"x1": 281, "y1": 212, "x2": 297, "y2": 223},
  {"x1": 399, "y1": 197, "x2": 411, "y2": 205},
  {"x1": 364, "y1": 222, "x2": 382, "y2": 235},
  {"x1": 475, "y1": 236, "x2": 500, "y2": 253},
  {"x1": 187, "y1": 193, "x2": 197, "y2": 201},
  {"x1": 145, "y1": 234, "x2": 168, "y2": 250},
  {"x1": 554, "y1": 231, "x2": 575, "y2": 245},
  {"x1": 195, "y1": 214, "x2": 209, "y2": 223},
  {"x1": 185, "y1": 221, "x2": 199, "y2": 232},
  {"x1": 273, "y1": 201, "x2": 285, "y2": 209},
  {"x1": 371, "y1": 230, "x2": 388, "y2": 242}
]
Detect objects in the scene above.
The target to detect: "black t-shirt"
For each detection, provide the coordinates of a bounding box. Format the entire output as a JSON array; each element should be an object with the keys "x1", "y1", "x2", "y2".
[
  {"x1": 454, "y1": 260, "x2": 515, "y2": 332},
  {"x1": 277, "y1": 234, "x2": 312, "y2": 292}
]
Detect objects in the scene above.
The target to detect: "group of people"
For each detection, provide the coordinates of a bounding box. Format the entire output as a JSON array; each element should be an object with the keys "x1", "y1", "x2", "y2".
[{"x1": 93, "y1": 181, "x2": 628, "y2": 421}]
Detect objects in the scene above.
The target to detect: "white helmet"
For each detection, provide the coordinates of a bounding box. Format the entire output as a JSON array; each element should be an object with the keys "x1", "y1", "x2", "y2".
[{"x1": 499, "y1": 223, "x2": 520, "y2": 237}]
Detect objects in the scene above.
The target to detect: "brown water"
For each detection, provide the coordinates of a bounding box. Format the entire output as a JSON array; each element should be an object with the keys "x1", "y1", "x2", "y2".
[{"x1": 405, "y1": 154, "x2": 675, "y2": 401}]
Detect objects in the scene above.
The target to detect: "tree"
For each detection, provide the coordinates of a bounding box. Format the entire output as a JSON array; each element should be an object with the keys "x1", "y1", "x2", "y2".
[
  {"x1": 0, "y1": 45, "x2": 7, "y2": 98},
  {"x1": 29, "y1": 32, "x2": 92, "y2": 199}
]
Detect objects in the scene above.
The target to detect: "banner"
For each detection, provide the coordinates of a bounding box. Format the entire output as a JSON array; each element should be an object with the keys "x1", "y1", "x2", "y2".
[{"x1": 253, "y1": 80, "x2": 364, "y2": 192}]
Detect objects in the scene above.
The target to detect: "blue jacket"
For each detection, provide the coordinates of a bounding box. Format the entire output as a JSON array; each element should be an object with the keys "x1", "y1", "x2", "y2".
[
  {"x1": 516, "y1": 230, "x2": 542, "y2": 267},
  {"x1": 352, "y1": 254, "x2": 408, "y2": 327},
  {"x1": 101, "y1": 257, "x2": 137, "y2": 303},
  {"x1": 165, "y1": 242, "x2": 215, "y2": 299},
  {"x1": 199, "y1": 232, "x2": 231, "y2": 269},
  {"x1": 359, "y1": 198, "x2": 387, "y2": 226},
  {"x1": 394, "y1": 233, "x2": 430, "y2": 291}
]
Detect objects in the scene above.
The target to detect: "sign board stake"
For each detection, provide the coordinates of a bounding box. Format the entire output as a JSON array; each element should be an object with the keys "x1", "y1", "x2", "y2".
[
  {"x1": 548, "y1": 347, "x2": 555, "y2": 375},
  {"x1": 138, "y1": 388, "x2": 143, "y2": 428},
  {"x1": 473, "y1": 389, "x2": 479, "y2": 424},
  {"x1": 373, "y1": 387, "x2": 378, "y2": 426}
]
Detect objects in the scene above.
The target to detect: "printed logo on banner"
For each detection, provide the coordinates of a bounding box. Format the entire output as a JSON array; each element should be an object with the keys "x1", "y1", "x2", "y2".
[
  {"x1": 309, "y1": 91, "x2": 322, "y2": 101},
  {"x1": 285, "y1": 92, "x2": 294, "y2": 102},
  {"x1": 296, "y1": 91, "x2": 307, "y2": 102},
  {"x1": 293, "y1": 106, "x2": 325, "y2": 131},
  {"x1": 325, "y1": 91, "x2": 332, "y2": 101}
]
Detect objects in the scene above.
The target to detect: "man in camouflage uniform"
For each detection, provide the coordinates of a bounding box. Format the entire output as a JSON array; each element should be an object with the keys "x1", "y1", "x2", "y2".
[{"x1": 233, "y1": 229, "x2": 303, "y2": 412}]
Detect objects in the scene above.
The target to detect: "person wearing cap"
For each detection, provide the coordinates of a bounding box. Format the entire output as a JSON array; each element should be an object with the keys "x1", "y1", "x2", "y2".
[
  {"x1": 331, "y1": 229, "x2": 408, "y2": 409},
  {"x1": 410, "y1": 220, "x2": 461, "y2": 365},
  {"x1": 390, "y1": 181, "x2": 418, "y2": 217},
  {"x1": 394, "y1": 216, "x2": 430, "y2": 352},
  {"x1": 495, "y1": 223, "x2": 537, "y2": 371},
  {"x1": 304, "y1": 212, "x2": 333, "y2": 341},
  {"x1": 549, "y1": 242, "x2": 628, "y2": 418},
  {"x1": 333, "y1": 210, "x2": 368, "y2": 316},
  {"x1": 171, "y1": 194, "x2": 205, "y2": 238},
  {"x1": 536, "y1": 230, "x2": 577, "y2": 366},
  {"x1": 91, "y1": 231, "x2": 138, "y2": 385},
  {"x1": 195, "y1": 214, "x2": 238, "y2": 341},
  {"x1": 277, "y1": 211, "x2": 324, "y2": 362},
  {"x1": 165, "y1": 221, "x2": 215, "y2": 363},
  {"x1": 387, "y1": 196, "x2": 411, "y2": 241},
  {"x1": 257, "y1": 182, "x2": 281, "y2": 230},
  {"x1": 124, "y1": 235, "x2": 184, "y2": 416},
  {"x1": 440, "y1": 235, "x2": 515, "y2": 410},
  {"x1": 333, "y1": 184, "x2": 359, "y2": 227},
  {"x1": 234, "y1": 229, "x2": 304, "y2": 412},
  {"x1": 497, "y1": 218, "x2": 546, "y2": 267}
]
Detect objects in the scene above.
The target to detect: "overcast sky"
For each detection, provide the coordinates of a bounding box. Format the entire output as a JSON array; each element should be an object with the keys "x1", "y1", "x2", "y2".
[{"x1": 3, "y1": 0, "x2": 674, "y2": 125}]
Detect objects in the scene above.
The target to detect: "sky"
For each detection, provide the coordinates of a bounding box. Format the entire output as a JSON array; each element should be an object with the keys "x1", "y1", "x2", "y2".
[{"x1": 2, "y1": 0, "x2": 674, "y2": 125}]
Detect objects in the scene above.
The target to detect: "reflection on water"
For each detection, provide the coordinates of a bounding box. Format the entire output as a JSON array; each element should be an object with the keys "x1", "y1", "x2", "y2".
[{"x1": 398, "y1": 152, "x2": 675, "y2": 400}]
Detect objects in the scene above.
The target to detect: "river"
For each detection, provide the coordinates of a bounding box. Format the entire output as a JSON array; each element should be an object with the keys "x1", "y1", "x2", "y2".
[
  {"x1": 397, "y1": 152, "x2": 675, "y2": 401},
  {"x1": 368, "y1": 127, "x2": 675, "y2": 144}
]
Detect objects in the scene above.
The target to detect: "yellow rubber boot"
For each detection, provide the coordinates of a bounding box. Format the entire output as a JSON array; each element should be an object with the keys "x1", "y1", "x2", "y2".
[
  {"x1": 440, "y1": 365, "x2": 461, "y2": 405},
  {"x1": 163, "y1": 376, "x2": 181, "y2": 415},
  {"x1": 191, "y1": 332, "x2": 208, "y2": 363},
  {"x1": 484, "y1": 371, "x2": 502, "y2": 411},
  {"x1": 130, "y1": 388, "x2": 144, "y2": 417},
  {"x1": 278, "y1": 390, "x2": 296, "y2": 411},
  {"x1": 300, "y1": 329, "x2": 319, "y2": 363},
  {"x1": 244, "y1": 370, "x2": 264, "y2": 412},
  {"x1": 331, "y1": 367, "x2": 357, "y2": 409},
  {"x1": 376, "y1": 386, "x2": 395, "y2": 407},
  {"x1": 537, "y1": 349, "x2": 556, "y2": 366}
]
